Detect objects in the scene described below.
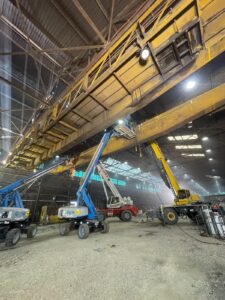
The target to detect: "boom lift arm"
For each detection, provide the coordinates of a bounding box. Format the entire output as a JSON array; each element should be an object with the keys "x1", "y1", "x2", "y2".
[
  {"x1": 0, "y1": 157, "x2": 69, "y2": 247},
  {"x1": 58, "y1": 131, "x2": 112, "y2": 239},
  {"x1": 0, "y1": 157, "x2": 68, "y2": 208},
  {"x1": 148, "y1": 141, "x2": 201, "y2": 225},
  {"x1": 76, "y1": 131, "x2": 111, "y2": 219},
  {"x1": 97, "y1": 161, "x2": 133, "y2": 208},
  {"x1": 149, "y1": 141, "x2": 199, "y2": 206}
]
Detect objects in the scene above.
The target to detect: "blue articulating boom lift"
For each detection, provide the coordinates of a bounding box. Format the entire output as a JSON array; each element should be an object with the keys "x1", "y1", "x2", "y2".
[
  {"x1": 0, "y1": 157, "x2": 67, "y2": 247},
  {"x1": 58, "y1": 130, "x2": 112, "y2": 239}
]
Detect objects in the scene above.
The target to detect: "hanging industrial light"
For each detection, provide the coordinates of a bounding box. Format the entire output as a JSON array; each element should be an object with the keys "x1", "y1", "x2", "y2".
[{"x1": 139, "y1": 47, "x2": 150, "y2": 65}]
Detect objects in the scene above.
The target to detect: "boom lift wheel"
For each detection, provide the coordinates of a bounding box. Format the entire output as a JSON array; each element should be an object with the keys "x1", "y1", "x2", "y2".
[
  {"x1": 59, "y1": 223, "x2": 70, "y2": 236},
  {"x1": 27, "y1": 224, "x2": 37, "y2": 239},
  {"x1": 120, "y1": 210, "x2": 132, "y2": 222},
  {"x1": 101, "y1": 220, "x2": 109, "y2": 233},
  {"x1": 5, "y1": 228, "x2": 21, "y2": 247},
  {"x1": 78, "y1": 224, "x2": 89, "y2": 239},
  {"x1": 163, "y1": 208, "x2": 178, "y2": 225}
]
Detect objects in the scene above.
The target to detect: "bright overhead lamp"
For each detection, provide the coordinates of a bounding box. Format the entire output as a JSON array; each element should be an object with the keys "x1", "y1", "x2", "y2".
[
  {"x1": 209, "y1": 158, "x2": 213, "y2": 161},
  {"x1": 206, "y1": 149, "x2": 211, "y2": 153},
  {"x1": 118, "y1": 119, "x2": 124, "y2": 125},
  {"x1": 33, "y1": 169, "x2": 37, "y2": 173},
  {"x1": 140, "y1": 47, "x2": 150, "y2": 61},
  {"x1": 181, "y1": 153, "x2": 205, "y2": 157},
  {"x1": 168, "y1": 134, "x2": 198, "y2": 141},
  {"x1": 176, "y1": 145, "x2": 202, "y2": 149},
  {"x1": 186, "y1": 80, "x2": 196, "y2": 89},
  {"x1": 55, "y1": 155, "x2": 60, "y2": 159},
  {"x1": 202, "y1": 136, "x2": 208, "y2": 141}
]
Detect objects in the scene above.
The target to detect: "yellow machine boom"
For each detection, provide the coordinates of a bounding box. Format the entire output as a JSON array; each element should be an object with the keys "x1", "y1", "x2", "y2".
[{"x1": 149, "y1": 141, "x2": 199, "y2": 206}]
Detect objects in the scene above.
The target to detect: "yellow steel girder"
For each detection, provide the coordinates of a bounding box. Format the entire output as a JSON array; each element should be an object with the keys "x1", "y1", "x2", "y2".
[
  {"x1": 9, "y1": 0, "x2": 225, "y2": 167},
  {"x1": 73, "y1": 82, "x2": 225, "y2": 167}
]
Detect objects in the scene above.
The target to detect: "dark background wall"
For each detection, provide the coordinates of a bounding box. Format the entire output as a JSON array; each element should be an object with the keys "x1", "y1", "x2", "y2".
[{"x1": 0, "y1": 167, "x2": 173, "y2": 222}]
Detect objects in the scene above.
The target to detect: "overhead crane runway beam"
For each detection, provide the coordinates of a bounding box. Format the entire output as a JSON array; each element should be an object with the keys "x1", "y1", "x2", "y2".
[
  {"x1": 8, "y1": 0, "x2": 225, "y2": 167},
  {"x1": 50, "y1": 82, "x2": 225, "y2": 173}
]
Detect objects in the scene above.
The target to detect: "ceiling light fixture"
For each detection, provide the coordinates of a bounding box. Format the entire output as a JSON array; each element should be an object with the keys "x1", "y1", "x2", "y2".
[
  {"x1": 181, "y1": 153, "x2": 205, "y2": 157},
  {"x1": 209, "y1": 158, "x2": 213, "y2": 161},
  {"x1": 176, "y1": 145, "x2": 202, "y2": 149},
  {"x1": 206, "y1": 149, "x2": 211, "y2": 153},
  {"x1": 118, "y1": 119, "x2": 124, "y2": 125},
  {"x1": 168, "y1": 134, "x2": 198, "y2": 141},
  {"x1": 202, "y1": 136, "x2": 208, "y2": 141},
  {"x1": 186, "y1": 80, "x2": 196, "y2": 89},
  {"x1": 140, "y1": 47, "x2": 150, "y2": 61}
]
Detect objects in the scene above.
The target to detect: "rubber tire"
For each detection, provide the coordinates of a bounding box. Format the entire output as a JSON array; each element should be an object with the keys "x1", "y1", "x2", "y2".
[
  {"x1": 120, "y1": 210, "x2": 132, "y2": 222},
  {"x1": 78, "y1": 224, "x2": 89, "y2": 239},
  {"x1": 101, "y1": 220, "x2": 109, "y2": 233},
  {"x1": 5, "y1": 228, "x2": 21, "y2": 247},
  {"x1": 59, "y1": 223, "x2": 70, "y2": 236},
  {"x1": 27, "y1": 224, "x2": 37, "y2": 239},
  {"x1": 163, "y1": 208, "x2": 178, "y2": 225}
]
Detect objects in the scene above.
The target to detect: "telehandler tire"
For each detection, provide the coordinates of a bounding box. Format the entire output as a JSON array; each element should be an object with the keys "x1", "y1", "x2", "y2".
[
  {"x1": 78, "y1": 224, "x2": 89, "y2": 239},
  {"x1": 27, "y1": 224, "x2": 37, "y2": 238},
  {"x1": 5, "y1": 228, "x2": 21, "y2": 247},
  {"x1": 163, "y1": 208, "x2": 178, "y2": 225},
  {"x1": 120, "y1": 210, "x2": 132, "y2": 222},
  {"x1": 59, "y1": 223, "x2": 70, "y2": 236}
]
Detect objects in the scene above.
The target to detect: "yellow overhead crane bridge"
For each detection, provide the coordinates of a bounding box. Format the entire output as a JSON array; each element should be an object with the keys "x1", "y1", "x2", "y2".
[{"x1": 8, "y1": 0, "x2": 225, "y2": 169}]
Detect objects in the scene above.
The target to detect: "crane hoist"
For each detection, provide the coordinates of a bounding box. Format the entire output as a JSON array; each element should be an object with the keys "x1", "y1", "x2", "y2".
[
  {"x1": 149, "y1": 141, "x2": 201, "y2": 225},
  {"x1": 0, "y1": 157, "x2": 68, "y2": 247},
  {"x1": 97, "y1": 161, "x2": 138, "y2": 221}
]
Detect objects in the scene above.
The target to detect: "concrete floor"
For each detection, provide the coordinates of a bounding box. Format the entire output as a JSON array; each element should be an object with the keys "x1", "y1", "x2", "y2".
[{"x1": 0, "y1": 219, "x2": 225, "y2": 300}]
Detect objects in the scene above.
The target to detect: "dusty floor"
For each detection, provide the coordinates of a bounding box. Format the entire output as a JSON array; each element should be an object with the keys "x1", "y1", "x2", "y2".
[{"x1": 0, "y1": 219, "x2": 225, "y2": 300}]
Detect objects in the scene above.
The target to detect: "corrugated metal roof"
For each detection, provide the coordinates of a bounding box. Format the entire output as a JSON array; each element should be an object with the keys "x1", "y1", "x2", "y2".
[{"x1": 0, "y1": 0, "x2": 150, "y2": 165}]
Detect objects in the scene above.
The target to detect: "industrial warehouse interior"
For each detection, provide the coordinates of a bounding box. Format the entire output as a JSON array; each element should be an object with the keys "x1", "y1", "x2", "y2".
[{"x1": 1, "y1": 0, "x2": 225, "y2": 299}]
